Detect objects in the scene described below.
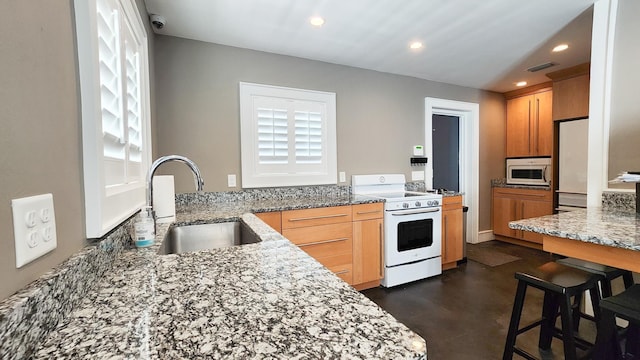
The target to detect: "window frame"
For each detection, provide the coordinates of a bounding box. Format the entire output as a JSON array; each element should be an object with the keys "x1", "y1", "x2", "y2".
[
  {"x1": 74, "y1": 0, "x2": 151, "y2": 238},
  {"x1": 239, "y1": 82, "x2": 337, "y2": 188}
]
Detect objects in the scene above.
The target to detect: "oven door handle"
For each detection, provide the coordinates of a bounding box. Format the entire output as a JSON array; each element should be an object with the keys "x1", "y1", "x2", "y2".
[{"x1": 389, "y1": 208, "x2": 440, "y2": 216}]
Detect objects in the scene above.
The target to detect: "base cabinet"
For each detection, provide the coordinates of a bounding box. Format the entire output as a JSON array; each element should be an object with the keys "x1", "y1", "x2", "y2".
[
  {"x1": 442, "y1": 195, "x2": 464, "y2": 270},
  {"x1": 282, "y1": 206, "x2": 353, "y2": 284},
  {"x1": 256, "y1": 203, "x2": 383, "y2": 290},
  {"x1": 352, "y1": 203, "x2": 384, "y2": 290},
  {"x1": 492, "y1": 188, "x2": 553, "y2": 248}
]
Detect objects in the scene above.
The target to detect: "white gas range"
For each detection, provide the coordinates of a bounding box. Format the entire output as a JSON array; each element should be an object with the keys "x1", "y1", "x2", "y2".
[{"x1": 352, "y1": 174, "x2": 443, "y2": 287}]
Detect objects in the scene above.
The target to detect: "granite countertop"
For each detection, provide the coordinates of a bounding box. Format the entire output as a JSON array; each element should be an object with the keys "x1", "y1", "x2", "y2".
[
  {"x1": 33, "y1": 196, "x2": 427, "y2": 359},
  {"x1": 509, "y1": 208, "x2": 640, "y2": 251},
  {"x1": 491, "y1": 178, "x2": 551, "y2": 191}
]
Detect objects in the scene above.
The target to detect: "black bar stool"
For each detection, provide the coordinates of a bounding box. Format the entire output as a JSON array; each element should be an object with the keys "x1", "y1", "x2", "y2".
[
  {"x1": 503, "y1": 262, "x2": 603, "y2": 360},
  {"x1": 593, "y1": 284, "x2": 640, "y2": 360},
  {"x1": 556, "y1": 258, "x2": 635, "y2": 332},
  {"x1": 557, "y1": 257, "x2": 634, "y2": 298}
]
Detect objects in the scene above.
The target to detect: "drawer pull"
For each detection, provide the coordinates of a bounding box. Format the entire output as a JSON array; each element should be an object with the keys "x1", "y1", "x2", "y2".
[
  {"x1": 298, "y1": 237, "x2": 349, "y2": 247},
  {"x1": 288, "y1": 213, "x2": 348, "y2": 222},
  {"x1": 334, "y1": 269, "x2": 349, "y2": 275},
  {"x1": 356, "y1": 210, "x2": 381, "y2": 215}
]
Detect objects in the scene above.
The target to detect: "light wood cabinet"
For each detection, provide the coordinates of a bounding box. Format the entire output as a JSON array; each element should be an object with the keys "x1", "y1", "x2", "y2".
[
  {"x1": 505, "y1": 88, "x2": 553, "y2": 157},
  {"x1": 282, "y1": 206, "x2": 354, "y2": 284},
  {"x1": 255, "y1": 211, "x2": 282, "y2": 233},
  {"x1": 352, "y1": 203, "x2": 384, "y2": 290},
  {"x1": 492, "y1": 187, "x2": 553, "y2": 248},
  {"x1": 256, "y1": 203, "x2": 383, "y2": 289},
  {"x1": 442, "y1": 195, "x2": 464, "y2": 270},
  {"x1": 546, "y1": 63, "x2": 590, "y2": 121}
]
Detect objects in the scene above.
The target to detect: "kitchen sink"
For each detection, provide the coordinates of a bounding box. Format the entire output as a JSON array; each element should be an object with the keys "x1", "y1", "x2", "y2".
[{"x1": 158, "y1": 221, "x2": 261, "y2": 255}]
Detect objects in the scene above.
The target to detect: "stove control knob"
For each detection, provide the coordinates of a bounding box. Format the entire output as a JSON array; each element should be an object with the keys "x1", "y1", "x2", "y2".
[
  {"x1": 402, "y1": 203, "x2": 409, "y2": 209},
  {"x1": 415, "y1": 201, "x2": 422, "y2": 207},
  {"x1": 427, "y1": 200, "x2": 438, "y2": 206}
]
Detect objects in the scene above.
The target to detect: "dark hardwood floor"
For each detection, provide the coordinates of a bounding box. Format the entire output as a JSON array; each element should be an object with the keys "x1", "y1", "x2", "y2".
[{"x1": 361, "y1": 241, "x2": 601, "y2": 360}]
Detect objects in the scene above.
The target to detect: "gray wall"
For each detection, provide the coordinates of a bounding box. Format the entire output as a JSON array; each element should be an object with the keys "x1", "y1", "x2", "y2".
[
  {"x1": 608, "y1": 0, "x2": 640, "y2": 188},
  {"x1": 154, "y1": 36, "x2": 506, "y2": 232},
  {"x1": 0, "y1": 0, "x2": 154, "y2": 301}
]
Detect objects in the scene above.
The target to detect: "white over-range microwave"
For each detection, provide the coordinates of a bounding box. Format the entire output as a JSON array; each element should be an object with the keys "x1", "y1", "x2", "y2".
[{"x1": 506, "y1": 157, "x2": 551, "y2": 186}]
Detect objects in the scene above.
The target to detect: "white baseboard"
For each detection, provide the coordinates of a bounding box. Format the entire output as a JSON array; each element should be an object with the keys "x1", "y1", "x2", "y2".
[{"x1": 470, "y1": 230, "x2": 494, "y2": 244}]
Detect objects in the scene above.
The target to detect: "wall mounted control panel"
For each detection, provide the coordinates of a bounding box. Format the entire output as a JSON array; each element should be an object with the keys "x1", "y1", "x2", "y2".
[{"x1": 11, "y1": 193, "x2": 57, "y2": 268}]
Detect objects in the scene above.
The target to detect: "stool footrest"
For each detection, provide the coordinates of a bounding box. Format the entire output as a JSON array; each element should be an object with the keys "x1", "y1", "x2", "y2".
[
  {"x1": 513, "y1": 346, "x2": 539, "y2": 360},
  {"x1": 517, "y1": 318, "x2": 545, "y2": 335}
]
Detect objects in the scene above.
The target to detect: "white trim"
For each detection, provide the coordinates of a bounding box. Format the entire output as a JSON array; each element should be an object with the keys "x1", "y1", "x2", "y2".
[
  {"x1": 477, "y1": 230, "x2": 495, "y2": 243},
  {"x1": 587, "y1": 0, "x2": 619, "y2": 206},
  {"x1": 425, "y1": 98, "x2": 480, "y2": 244},
  {"x1": 75, "y1": 0, "x2": 151, "y2": 238},
  {"x1": 239, "y1": 82, "x2": 337, "y2": 188}
]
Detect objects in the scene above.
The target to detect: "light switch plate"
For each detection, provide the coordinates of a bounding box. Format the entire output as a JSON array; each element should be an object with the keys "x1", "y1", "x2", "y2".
[
  {"x1": 412, "y1": 171, "x2": 425, "y2": 181},
  {"x1": 339, "y1": 172, "x2": 346, "y2": 183},
  {"x1": 11, "y1": 194, "x2": 57, "y2": 268},
  {"x1": 227, "y1": 174, "x2": 237, "y2": 187}
]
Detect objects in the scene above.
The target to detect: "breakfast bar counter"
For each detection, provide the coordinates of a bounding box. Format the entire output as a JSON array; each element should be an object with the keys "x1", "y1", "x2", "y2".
[{"x1": 509, "y1": 208, "x2": 640, "y2": 272}]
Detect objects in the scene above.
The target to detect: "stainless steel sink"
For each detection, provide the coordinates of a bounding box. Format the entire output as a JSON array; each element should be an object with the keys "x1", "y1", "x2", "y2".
[{"x1": 158, "y1": 221, "x2": 261, "y2": 255}]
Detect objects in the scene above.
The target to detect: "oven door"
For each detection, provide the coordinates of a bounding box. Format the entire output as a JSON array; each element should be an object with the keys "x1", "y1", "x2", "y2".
[{"x1": 384, "y1": 207, "x2": 442, "y2": 267}]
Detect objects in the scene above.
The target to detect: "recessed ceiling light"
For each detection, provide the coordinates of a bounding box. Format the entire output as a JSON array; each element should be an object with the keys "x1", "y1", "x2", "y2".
[
  {"x1": 552, "y1": 44, "x2": 569, "y2": 52},
  {"x1": 516, "y1": 81, "x2": 528, "y2": 87},
  {"x1": 409, "y1": 42, "x2": 423, "y2": 50},
  {"x1": 309, "y1": 16, "x2": 325, "y2": 27}
]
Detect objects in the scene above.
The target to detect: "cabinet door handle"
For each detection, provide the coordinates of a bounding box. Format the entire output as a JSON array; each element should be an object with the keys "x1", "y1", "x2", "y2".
[
  {"x1": 379, "y1": 222, "x2": 384, "y2": 278},
  {"x1": 334, "y1": 269, "x2": 349, "y2": 275},
  {"x1": 443, "y1": 215, "x2": 448, "y2": 260},
  {"x1": 298, "y1": 237, "x2": 349, "y2": 248},
  {"x1": 356, "y1": 210, "x2": 381, "y2": 215},
  {"x1": 536, "y1": 98, "x2": 540, "y2": 154},
  {"x1": 528, "y1": 99, "x2": 532, "y2": 154},
  {"x1": 288, "y1": 213, "x2": 348, "y2": 222}
]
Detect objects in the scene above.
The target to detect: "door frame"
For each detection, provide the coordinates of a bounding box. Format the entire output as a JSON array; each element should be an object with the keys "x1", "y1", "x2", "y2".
[{"x1": 425, "y1": 98, "x2": 480, "y2": 244}]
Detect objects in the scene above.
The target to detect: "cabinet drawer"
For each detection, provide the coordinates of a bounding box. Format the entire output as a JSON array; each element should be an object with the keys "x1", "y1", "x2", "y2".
[
  {"x1": 493, "y1": 187, "x2": 552, "y2": 202},
  {"x1": 315, "y1": 252, "x2": 352, "y2": 269},
  {"x1": 282, "y1": 206, "x2": 352, "y2": 229},
  {"x1": 254, "y1": 211, "x2": 282, "y2": 233},
  {"x1": 443, "y1": 195, "x2": 463, "y2": 210},
  {"x1": 329, "y1": 263, "x2": 353, "y2": 284},
  {"x1": 283, "y1": 222, "x2": 352, "y2": 245},
  {"x1": 352, "y1": 203, "x2": 383, "y2": 221}
]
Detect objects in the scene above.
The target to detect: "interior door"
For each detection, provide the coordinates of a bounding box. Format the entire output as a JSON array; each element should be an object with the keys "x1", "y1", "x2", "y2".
[{"x1": 432, "y1": 114, "x2": 460, "y2": 191}]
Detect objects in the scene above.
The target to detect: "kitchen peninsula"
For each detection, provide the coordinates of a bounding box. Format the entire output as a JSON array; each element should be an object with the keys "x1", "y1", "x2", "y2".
[
  {"x1": 2, "y1": 193, "x2": 427, "y2": 359},
  {"x1": 509, "y1": 205, "x2": 640, "y2": 273}
]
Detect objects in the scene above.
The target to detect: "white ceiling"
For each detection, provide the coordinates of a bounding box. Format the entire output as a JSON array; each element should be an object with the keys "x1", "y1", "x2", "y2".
[{"x1": 143, "y1": 0, "x2": 595, "y2": 93}]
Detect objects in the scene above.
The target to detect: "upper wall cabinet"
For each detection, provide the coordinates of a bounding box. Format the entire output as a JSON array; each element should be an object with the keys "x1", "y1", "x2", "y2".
[
  {"x1": 505, "y1": 84, "x2": 553, "y2": 158},
  {"x1": 546, "y1": 63, "x2": 590, "y2": 121}
]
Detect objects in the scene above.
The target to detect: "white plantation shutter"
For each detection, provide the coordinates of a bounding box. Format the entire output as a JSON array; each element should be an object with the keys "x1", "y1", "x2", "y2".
[
  {"x1": 294, "y1": 109, "x2": 323, "y2": 164},
  {"x1": 240, "y1": 83, "x2": 337, "y2": 188},
  {"x1": 75, "y1": 0, "x2": 150, "y2": 238},
  {"x1": 257, "y1": 107, "x2": 289, "y2": 164},
  {"x1": 123, "y1": 22, "x2": 142, "y2": 181}
]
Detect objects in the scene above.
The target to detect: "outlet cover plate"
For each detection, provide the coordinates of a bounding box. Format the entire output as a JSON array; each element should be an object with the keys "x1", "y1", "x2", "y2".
[
  {"x1": 412, "y1": 171, "x2": 425, "y2": 181},
  {"x1": 12, "y1": 194, "x2": 57, "y2": 268}
]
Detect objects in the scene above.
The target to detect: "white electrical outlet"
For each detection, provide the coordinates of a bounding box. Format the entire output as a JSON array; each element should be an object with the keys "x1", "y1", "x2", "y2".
[
  {"x1": 11, "y1": 194, "x2": 57, "y2": 268},
  {"x1": 227, "y1": 174, "x2": 237, "y2": 187},
  {"x1": 412, "y1": 171, "x2": 425, "y2": 181},
  {"x1": 339, "y1": 172, "x2": 346, "y2": 183}
]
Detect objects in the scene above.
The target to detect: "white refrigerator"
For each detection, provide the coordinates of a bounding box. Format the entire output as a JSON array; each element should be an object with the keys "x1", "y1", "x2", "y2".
[{"x1": 557, "y1": 118, "x2": 589, "y2": 211}]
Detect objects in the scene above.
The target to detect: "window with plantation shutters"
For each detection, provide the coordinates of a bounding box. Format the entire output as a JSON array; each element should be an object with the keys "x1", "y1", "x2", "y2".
[
  {"x1": 240, "y1": 83, "x2": 337, "y2": 188},
  {"x1": 75, "y1": 0, "x2": 151, "y2": 238}
]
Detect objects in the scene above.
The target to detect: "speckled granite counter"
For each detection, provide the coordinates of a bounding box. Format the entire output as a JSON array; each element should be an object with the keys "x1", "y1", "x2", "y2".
[
  {"x1": 491, "y1": 178, "x2": 551, "y2": 191},
  {"x1": 509, "y1": 208, "x2": 640, "y2": 251},
  {"x1": 28, "y1": 196, "x2": 427, "y2": 359}
]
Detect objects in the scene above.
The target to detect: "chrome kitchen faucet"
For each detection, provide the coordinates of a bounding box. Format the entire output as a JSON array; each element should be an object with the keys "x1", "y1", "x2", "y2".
[{"x1": 146, "y1": 155, "x2": 205, "y2": 214}]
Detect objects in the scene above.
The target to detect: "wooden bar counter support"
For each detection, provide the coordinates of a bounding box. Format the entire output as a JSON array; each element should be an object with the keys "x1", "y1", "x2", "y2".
[{"x1": 543, "y1": 235, "x2": 640, "y2": 273}]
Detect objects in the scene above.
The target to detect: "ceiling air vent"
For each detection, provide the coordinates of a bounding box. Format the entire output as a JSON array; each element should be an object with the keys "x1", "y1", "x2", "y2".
[{"x1": 527, "y1": 62, "x2": 556, "y2": 72}]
